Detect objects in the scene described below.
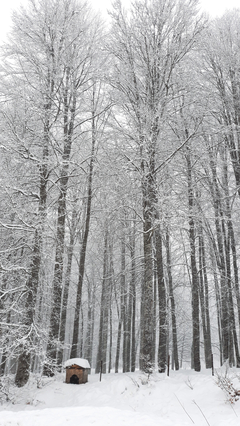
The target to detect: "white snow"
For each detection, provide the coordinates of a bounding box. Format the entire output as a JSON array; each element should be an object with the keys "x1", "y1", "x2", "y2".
[
  {"x1": 1, "y1": 367, "x2": 240, "y2": 426},
  {"x1": 64, "y1": 358, "x2": 90, "y2": 369}
]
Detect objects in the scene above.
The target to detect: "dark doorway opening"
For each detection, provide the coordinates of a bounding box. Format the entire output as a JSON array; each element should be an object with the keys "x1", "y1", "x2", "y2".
[{"x1": 70, "y1": 374, "x2": 79, "y2": 384}]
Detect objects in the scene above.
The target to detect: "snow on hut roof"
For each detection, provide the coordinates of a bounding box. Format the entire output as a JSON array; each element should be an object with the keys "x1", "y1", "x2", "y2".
[{"x1": 64, "y1": 358, "x2": 90, "y2": 369}]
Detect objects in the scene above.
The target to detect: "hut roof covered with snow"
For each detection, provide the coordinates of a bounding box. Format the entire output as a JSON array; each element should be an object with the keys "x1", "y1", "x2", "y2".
[{"x1": 64, "y1": 358, "x2": 90, "y2": 369}]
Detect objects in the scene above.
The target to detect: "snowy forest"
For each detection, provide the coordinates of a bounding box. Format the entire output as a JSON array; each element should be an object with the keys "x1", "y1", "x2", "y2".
[{"x1": 1, "y1": 0, "x2": 240, "y2": 389}]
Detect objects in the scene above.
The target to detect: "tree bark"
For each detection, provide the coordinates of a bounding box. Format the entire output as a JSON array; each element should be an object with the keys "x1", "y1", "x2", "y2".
[
  {"x1": 155, "y1": 227, "x2": 167, "y2": 373},
  {"x1": 198, "y1": 227, "x2": 212, "y2": 368},
  {"x1": 15, "y1": 95, "x2": 51, "y2": 385},
  {"x1": 58, "y1": 207, "x2": 78, "y2": 365},
  {"x1": 140, "y1": 173, "x2": 155, "y2": 374},
  {"x1": 186, "y1": 146, "x2": 201, "y2": 372},
  {"x1": 95, "y1": 226, "x2": 109, "y2": 374},
  {"x1": 129, "y1": 225, "x2": 136, "y2": 372},
  {"x1": 166, "y1": 228, "x2": 179, "y2": 371}
]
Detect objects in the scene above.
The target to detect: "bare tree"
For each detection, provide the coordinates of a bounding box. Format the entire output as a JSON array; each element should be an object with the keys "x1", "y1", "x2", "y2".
[{"x1": 108, "y1": 0, "x2": 204, "y2": 373}]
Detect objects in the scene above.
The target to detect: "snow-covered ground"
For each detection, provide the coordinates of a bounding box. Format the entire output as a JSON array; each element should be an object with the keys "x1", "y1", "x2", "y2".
[{"x1": 1, "y1": 366, "x2": 240, "y2": 425}]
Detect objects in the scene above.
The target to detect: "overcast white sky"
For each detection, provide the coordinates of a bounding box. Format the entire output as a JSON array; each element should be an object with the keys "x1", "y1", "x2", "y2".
[{"x1": 0, "y1": 0, "x2": 239, "y2": 41}]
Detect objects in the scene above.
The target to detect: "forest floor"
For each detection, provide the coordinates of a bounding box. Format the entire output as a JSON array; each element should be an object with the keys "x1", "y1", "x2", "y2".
[{"x1": 0, "y1": 365, "x2": 240, "y2": 425}]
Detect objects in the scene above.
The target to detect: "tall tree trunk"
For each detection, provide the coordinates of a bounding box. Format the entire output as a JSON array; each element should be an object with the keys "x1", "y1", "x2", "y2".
[
  {"x1": 228, "y1": 221, "x2": 240, "y2": 367},
  {"x1": 212, "y1": 251, "x2": 223, "y2": 366},
  {"x1": 84, "y1": 278, "x2": 95, "y2": 366},
  {"x1": 221, "y1": 146, "x2": 240, "y2": 367},
  {"x1": 108, "y1": 238, "x2": 114, "y2": 373},
  {"x1": 70, "y1": 92, "x2": 96, "y2": 359},
  {"x1": 15, "y1": 101, "x2": 50, "y2": 385},
  {"x1": 198, "y1": 227, "x2": 212, "y2": 368},
  {"x1": 95, "y1": 226, "x2": 109, "y2": 374},
  {"x1": 155, "y1": 226, "x2": 167, "y2": 373},
  {"x1": 229, "y1": 220, "x2": 240, "y2": 331},
  {"x1": 115, "y1": 237, "x2": 122, "y2": 373},
  {"x1": 108, "y1": 304, "x2": 113, "y2": 374},
  {"x1": 166, "y1": 228, "x2": 179, "y2": 371},
  {"x1": 58, "y1": 207, "x2": 78, "y2": 365},
  {"x1": 15, "y1": 230, "x2": 41, "y2": 386},
  {"x1": 129, "y1": 225, "x2": 136, "y2": 372},
  {"x1": 0, "y1": 283, "x2": 12, "y2": 377},
  {"x1": 141, "y1": 217, "x2": 154, "y2": 373},
  {"x1": 121, "y1": 230, "x2": 127, "y2": 373},
  {"x1": 208, "y1": 148, "x2": 229, "y2": 364},
  {"x1": 115, "y1": 319, "x2": 122, "y2": 373},
  {"x1": 140, "y1": 172, "x2": 154, "y2": 374},
  {"x1": 152, "y1": 259, "x2": 157, "y2": 365},
  {"x1": 125, "y1": 292, "x2": 131, "y2": 372},
  {"x1": 186, "y1": 146, "x2": 201, "y2": 372},
  {"x1": 48, "y1": 78, "x2": 77, "y2": 366}
]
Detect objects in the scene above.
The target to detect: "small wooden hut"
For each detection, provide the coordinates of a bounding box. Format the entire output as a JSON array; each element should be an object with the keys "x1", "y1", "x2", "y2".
[{"x1": 64, "y1": 358, "x2": 90, "y2": 384}]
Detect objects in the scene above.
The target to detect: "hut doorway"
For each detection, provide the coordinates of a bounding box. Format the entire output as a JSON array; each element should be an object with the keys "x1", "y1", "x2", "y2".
[{"x1": 70, "y1": 374, "x2": 79, "y2": 384}]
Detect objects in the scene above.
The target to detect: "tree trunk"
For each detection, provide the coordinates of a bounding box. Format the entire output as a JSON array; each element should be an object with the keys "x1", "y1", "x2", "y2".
[
  {"x1": 229, "y1": 220, "x2": 240, "y2": 331},
  {"x1": 58, "y1": 207, "x2": 78, "y2": 365},
  {"x1": 212, "y1": 254, "x2": 223, "y2": 366},
  {"x1": 95, "y1": 227, "x2": 109, "y2": 374},
  {"x1": 129, "y1": 225, "x2": 136, "y2": 372},
  {"x1": 186, "y1": 146, "x2": 201, "y2": 372},
  {"x1": 221, "y1": 147, "x2": 240, "y2": 367},
  {"x1": 166, "y1": 228, "x2": 179, "y2": 371},
  {"x1": 198, "y1": 227, "x2": 212, "y2": 368},
  {"x1": 121, "y1": 231, "x2": 127, "y2": 373},
  {"x1": 84, "y1": 280, "x2": 95, "y2": 366},
  {"x1": 115, "y1": 237, "x2": 122, "y2": 373},
  {"x1": 140, "y1": 173, "x2": 155, "y2": 374},
  {"x1": 15, "y1": 83, "x2": 52, "y2": 384},
  {"x1": 48, "y1": 78, "x2": 77, "y2": 366},
  {"x1": 115, "y1": 319, "x2": 122, "y2": 373},
  {"x1": 70, "y1": 93, "x2": 96, "y2": 359},
  {"x1": 108, "y1": 239, "x2": 114, "y2": 373},
  {"x1": 155, "y1": 226, "x2": 167, "y2": 373}
]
